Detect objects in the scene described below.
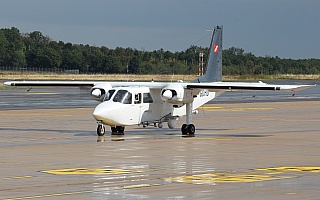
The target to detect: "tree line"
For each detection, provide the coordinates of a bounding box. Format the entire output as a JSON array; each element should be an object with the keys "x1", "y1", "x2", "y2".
[{"x1": 1, "y1": 27, "x2": 319, "y2": 75}]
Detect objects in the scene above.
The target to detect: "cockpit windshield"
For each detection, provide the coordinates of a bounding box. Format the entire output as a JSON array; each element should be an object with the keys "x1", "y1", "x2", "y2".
[
  {"x1": 112, "y1": 90, "x2": 132, "y2": 104},
  {"x1": 104, "y1": 89, "x2": 115, "y2": 101}
]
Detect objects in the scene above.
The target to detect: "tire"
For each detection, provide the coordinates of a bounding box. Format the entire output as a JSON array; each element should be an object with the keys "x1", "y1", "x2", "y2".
[
  {"x1": 111, "y1": 126, "x2": 118, "y2": 133},
  {"x1": 181, "y1": 124, "x2": 188, "y2": 135},
  {"x1": 187, "y1": 124, "x2": 195, "y2": 135},
  {"x1": 97, "y1": 125, "x2": 105, "y2": 136},
  {"x1": 116, "y1": 126, "x2": 125, "y2": 135}
]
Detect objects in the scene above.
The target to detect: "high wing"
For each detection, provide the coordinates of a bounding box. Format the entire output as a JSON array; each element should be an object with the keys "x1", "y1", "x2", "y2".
[
  {"x1": 4, "y1": 80, "x2": 169, "y2": 88},
  {"x1": 4, "y1": 81, "x2": 96, "y2": 87},
  {"x1": 4, "y1": 80, "x2": 313, "y2": 92}
]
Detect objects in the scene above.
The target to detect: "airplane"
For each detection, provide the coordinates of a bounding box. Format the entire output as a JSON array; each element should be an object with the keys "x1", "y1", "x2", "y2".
[{"x1": 4, "y1": 26, "x2": 314, "y2": 136}]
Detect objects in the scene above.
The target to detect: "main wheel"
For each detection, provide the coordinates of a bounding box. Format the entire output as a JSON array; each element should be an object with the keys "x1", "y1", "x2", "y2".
[
  {"x1": 116, "y1": 126, "x2": 125, "y2": 135},
  {"x1": 187, "y1": 124, "x2": 195, "y2": 135},
  {"x1": 181, "y1": 124, "x2": 188, "y2": 135},
  {"x1": 97, "y1": 125, "x2": 105, "y2": 136},
  {"x1": 111, "y1": 127, "x2": 117, "y2": 134}
]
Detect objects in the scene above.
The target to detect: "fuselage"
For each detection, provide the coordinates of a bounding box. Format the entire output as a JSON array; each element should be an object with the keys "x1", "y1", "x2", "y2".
[{"x1": 92, "y1": 86, "x2": 219, "y2": 127}]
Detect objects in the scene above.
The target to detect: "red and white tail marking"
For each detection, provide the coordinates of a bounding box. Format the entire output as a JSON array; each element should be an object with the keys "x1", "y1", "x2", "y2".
[{"x1": 214, "y1": 44, "x2": 219, "y2": 53}]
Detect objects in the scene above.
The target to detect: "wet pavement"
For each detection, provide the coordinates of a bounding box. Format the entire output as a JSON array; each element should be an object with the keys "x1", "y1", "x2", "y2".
[{"x1": 0, "y1": 83, "x2": 320, "y2": 199}]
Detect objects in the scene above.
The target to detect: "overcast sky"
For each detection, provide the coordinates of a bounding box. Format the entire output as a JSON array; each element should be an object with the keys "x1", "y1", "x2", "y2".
[{"x1": 0, "y1": 0, "x2": 319, "y2": 59}]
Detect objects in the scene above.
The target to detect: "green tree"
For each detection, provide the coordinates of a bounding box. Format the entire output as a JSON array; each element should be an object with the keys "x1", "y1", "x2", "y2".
[
  {"x1": 2, "y1": 27, "x2": 26, "y2": 68},
  {"x1": 0, "y1": 30, "x2": 9, "y2": 66},
  {"x1": 128, "y1": 50, "x2": 141, "y2": 74},
  {"x1": 62, "y1": 43, "x2": 83, "y2": 69}
]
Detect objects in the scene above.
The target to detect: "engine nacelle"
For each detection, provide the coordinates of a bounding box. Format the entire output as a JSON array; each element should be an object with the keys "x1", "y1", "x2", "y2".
[
  {"x1": 90, "y1": 83, "x2": 112, "y2": 102},
  {"x1": 161, "y1": 84, "x2": 185, "y2": 103}
]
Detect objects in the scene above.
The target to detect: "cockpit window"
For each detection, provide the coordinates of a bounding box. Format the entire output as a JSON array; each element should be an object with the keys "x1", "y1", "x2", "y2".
[
  {"x1": 104, "y1": 89, "x2": 115, "y2": 101},
  {"x1": 113, "y1": 90, "x2": 132, "y2": 104}
]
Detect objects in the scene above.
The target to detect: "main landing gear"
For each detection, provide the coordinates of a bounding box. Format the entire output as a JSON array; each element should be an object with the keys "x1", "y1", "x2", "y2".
[
  {"x1": 181, "y1": 103, "x2": 196, "y2": 135},
  {"x1": 111, "y1": 126, "x2": 125, "y2": 135},
  {"x1": 181, "y1": 124, "x2": 195, "y2": 135},
  {"x1": 96, "y1": 123, "x2": 125, "y2": 136}
]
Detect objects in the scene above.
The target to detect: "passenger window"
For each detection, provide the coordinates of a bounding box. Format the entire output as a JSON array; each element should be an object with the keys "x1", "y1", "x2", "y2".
[
  {"x1": 143, "y1": 93, "x2": 153, "y2": 103},
  {"x1": 134, "y1": 93, "x2": 142, "y2": 104}
]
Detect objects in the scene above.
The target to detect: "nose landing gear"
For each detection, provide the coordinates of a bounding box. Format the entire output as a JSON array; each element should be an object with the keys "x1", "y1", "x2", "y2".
[
  {"x1": 96, "y1": 119, "x2": 126, "y2": 136},
  {"x1": 96, "y1": 123, "x2": 125, "y2": 136},
  {"x1": 97, "y1": 124, "x2": 105, "y2": 136}
]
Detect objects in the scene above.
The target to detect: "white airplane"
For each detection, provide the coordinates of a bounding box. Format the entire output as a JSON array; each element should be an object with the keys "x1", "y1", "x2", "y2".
[{"x1": 4, "y1": 26, "x2": 314, "y2": 136}]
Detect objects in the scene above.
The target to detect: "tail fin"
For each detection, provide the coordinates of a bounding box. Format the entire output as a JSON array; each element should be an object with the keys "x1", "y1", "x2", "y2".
[{"x1": 192, "y1": 25, "x2": 223, "y2": 83}]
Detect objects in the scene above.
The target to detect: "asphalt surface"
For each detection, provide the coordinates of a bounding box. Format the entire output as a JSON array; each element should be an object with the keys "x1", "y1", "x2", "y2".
[{"x1": 0, "y1": 81, "x2": 320, "y2": 199}]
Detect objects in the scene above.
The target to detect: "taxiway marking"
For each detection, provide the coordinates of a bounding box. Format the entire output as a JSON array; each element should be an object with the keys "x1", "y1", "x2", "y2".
[
  {"x1": 164, "y1": 173, "x2": 293, "y2": 184},
  {"x1": 256, "y1": 166, "x2": 320, "y2": 173},
  {"x1": 42, "y1": 168, "x2": 145, "y2": 175},
  {"x1": 6, "y1": 166, "x2": 320, "y2": 199}
]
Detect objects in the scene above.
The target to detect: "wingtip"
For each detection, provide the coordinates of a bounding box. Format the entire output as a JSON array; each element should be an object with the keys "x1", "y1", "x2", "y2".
[{"x1": 4, "y1": 81, "x2": 12, "y2": 86}]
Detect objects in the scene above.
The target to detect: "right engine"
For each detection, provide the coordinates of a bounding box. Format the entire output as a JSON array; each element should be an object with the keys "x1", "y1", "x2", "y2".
[
  {"x1": 160, "y1": 84, "x2": 195, "y2": 104},
  {"x1": 90, "y1": 83, "x2": 112, "y2": 102}
]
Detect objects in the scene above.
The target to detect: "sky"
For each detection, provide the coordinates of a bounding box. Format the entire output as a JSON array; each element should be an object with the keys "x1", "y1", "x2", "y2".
[{"x1": 0, "y1": 0, "x2": 319, "y2": 59}]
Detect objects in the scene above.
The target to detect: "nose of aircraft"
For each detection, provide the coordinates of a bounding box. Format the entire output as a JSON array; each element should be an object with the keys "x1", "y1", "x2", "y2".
[{"x1": 93, "y1": 102, "x2": 108, "y2": 121}]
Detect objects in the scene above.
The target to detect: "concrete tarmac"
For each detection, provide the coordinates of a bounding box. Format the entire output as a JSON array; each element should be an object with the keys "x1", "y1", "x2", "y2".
[{"x1": 1, "y1": 97, "x2": 320, "y2": 199}]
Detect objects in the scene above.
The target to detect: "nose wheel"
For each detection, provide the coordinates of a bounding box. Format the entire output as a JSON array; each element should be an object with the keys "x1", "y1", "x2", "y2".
[{"x1": 97, "y1": 124, "x2": 105, "y2": 136}]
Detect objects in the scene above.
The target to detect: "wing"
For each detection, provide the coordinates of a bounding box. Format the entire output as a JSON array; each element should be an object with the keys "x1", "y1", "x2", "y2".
[
  {"x1": 4, "y1": 81, "x2": 96, "y2": 87},
  {"x1": 4, "y1": 80, "x2": 168, "y2": 88},
  {"x1": 4, "y1": 80, "x2": 314, "y2": 92},
  {"x1": 186, "y1": 81, "x2": 315, "y2": 92}
]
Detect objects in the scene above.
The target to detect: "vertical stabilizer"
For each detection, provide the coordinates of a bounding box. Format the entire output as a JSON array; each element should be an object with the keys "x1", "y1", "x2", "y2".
[{"x1": 192, "y1": 26, "x2": 223, "y2": 83}]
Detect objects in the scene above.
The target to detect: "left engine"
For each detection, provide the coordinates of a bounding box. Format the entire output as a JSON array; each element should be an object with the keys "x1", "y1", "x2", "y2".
[{"x1": 90, "y1": 83, "x2": 112, "y2": 102}]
